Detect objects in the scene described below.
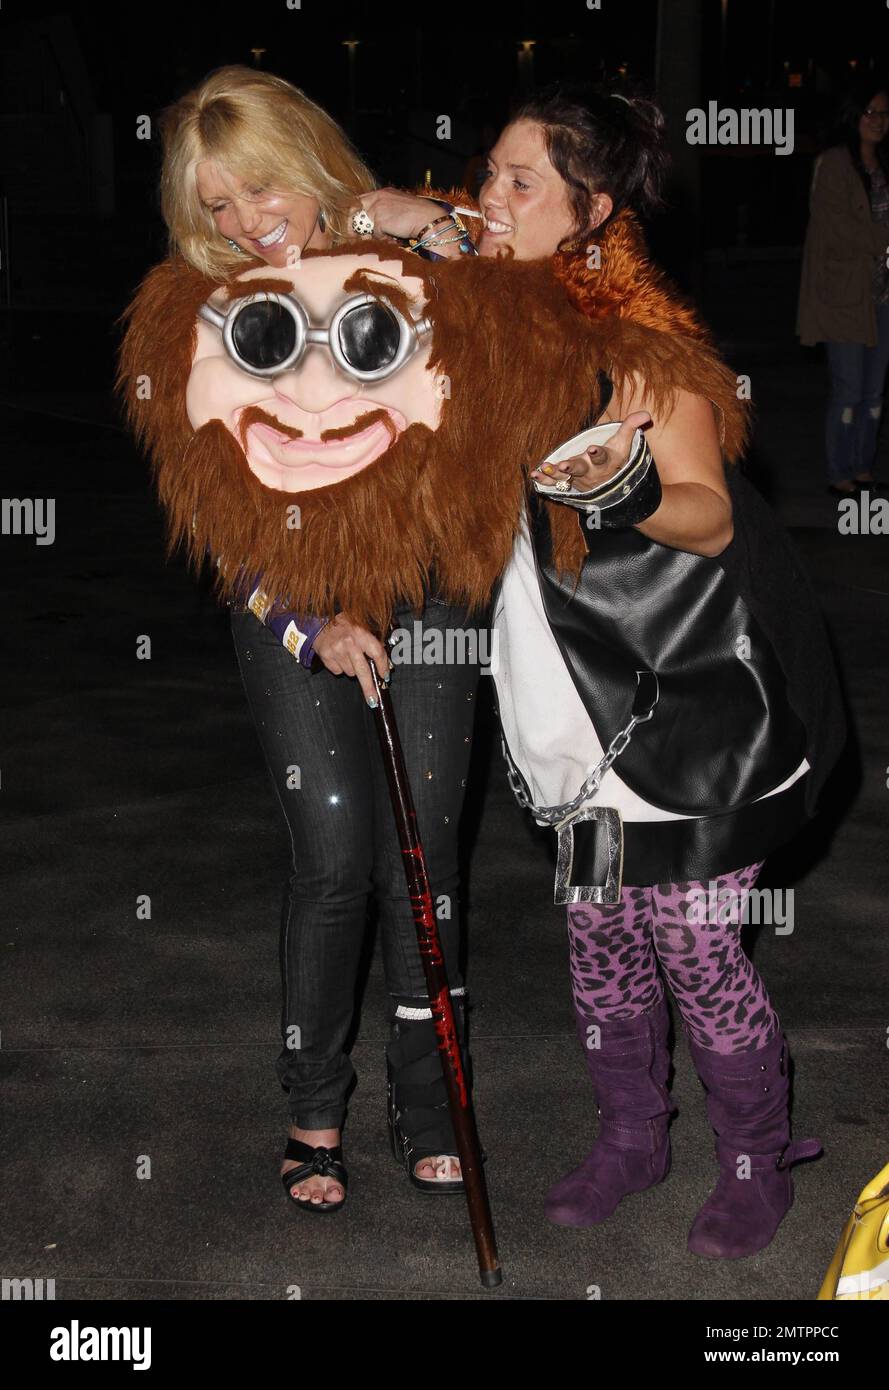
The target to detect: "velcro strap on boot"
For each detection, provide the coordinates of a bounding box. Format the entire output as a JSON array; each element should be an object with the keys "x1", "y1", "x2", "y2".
[
  {"x1": 598, "y1": 1115, "x2": 666, "y2": 1155},
  {"x1": 387, "y1": 1004, "x2": 470, "y2": 1155},
  {"x1": 716, "y1": 1136, "x2": 822, "y2": 1173},
  {"x1": 776, "y1": 1137, "x2": 823, "y2": 1169}
]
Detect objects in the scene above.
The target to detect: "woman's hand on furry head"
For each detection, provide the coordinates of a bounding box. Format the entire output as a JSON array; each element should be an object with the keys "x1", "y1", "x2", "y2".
[{"x1": 355, "y1": 188, "x2": 444, "y2": 241}]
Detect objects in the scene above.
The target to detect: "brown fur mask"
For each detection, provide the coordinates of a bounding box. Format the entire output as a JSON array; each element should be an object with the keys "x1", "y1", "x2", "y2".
[{"x1": 117, "y1": 241, "x2": 612, "y2": 630}]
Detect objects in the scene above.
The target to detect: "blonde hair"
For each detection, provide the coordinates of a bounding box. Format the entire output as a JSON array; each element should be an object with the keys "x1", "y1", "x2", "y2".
[{"x1": 159, "y1": 65, "x2": 376, "y2": 277}]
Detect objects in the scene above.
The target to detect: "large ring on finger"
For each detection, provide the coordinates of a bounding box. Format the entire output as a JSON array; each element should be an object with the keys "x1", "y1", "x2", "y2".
[
  {"x1": 555, "y1": 475, "x2": 573, "y2": 493},
  {"x1": 351, "y1": 209, "x2": 374, "y2": 236}
]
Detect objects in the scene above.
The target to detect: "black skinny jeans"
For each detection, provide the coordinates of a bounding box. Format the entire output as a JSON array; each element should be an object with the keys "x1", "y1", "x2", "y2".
[{"x1": 231, "y1": 598, "x2": 484, "y2": 1129}]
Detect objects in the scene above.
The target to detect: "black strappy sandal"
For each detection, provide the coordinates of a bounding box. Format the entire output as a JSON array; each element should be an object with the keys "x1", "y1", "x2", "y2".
[
  {"x1": 386, "y1": 998, "x2": 472, "y2": 1196},
  {"x1": 281, "y1": 1138, "x2": 348, "y2": 1214}
]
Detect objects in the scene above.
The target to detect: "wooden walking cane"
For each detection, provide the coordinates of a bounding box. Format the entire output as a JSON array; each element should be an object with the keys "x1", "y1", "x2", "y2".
[{"x1": 367, "y1": 657, "x2": 502, "y2": 1290}]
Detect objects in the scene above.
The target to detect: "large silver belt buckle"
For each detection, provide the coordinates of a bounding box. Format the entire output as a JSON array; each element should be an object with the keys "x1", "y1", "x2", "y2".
[{"x1": 554, "y1": 807, "x2": 624, "y2": 905}]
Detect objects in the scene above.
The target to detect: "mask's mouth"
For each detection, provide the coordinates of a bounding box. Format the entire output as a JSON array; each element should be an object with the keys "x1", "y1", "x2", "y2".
[{"x1": 235, "y1": 403, "x2": 405, "y2": 492}]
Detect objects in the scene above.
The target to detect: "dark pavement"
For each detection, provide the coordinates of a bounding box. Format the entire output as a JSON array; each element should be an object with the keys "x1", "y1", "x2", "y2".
[{"x1": 0, "y1": 258, "x2": 886, "y2": 1300}]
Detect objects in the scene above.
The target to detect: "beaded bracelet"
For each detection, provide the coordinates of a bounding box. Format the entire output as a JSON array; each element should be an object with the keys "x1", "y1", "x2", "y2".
[
  {"x1": 411, "y1": 220, "x2": 464, "y2": 251},
  {"x1": 407, "y1": 213, "x2": 456, "y2": 250},
  {"x1": 421, "y1": 228, "x2": 468, "y2": 247},
  {"x1": 426, "y1": 199, "x2": 476, "y2": 255},
  {"x1": 412, "y1": 206, "x2": 471, "y2": 247}
]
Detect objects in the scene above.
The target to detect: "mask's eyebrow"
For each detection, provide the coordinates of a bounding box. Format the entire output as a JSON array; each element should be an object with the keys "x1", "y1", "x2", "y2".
[
  {"x1": 224, "y1": 277, "x2": 293, "y2": 302},
  {"x1": 341, "y1": 268, "x2": 420, "y2": 319}
]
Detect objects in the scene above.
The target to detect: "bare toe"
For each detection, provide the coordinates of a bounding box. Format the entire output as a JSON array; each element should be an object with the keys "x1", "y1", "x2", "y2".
[
  {"x1": 415, "y1": 1155, "x2": 462, "y2": 1182},
  {"x1": 283, "y1": 1168, "x2": 344, "y2": 1205}
]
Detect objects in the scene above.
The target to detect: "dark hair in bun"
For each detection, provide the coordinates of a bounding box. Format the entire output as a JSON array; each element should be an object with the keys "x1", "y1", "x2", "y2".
[{"x1": 512, "y1": 82, "x2": 669, "y2": 248}]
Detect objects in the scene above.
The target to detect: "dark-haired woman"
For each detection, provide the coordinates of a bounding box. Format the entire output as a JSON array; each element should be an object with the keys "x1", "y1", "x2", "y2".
[
  {"x1": 360, "y1": 86, "x2": 846, "y2": 1259},
  {"x1": 798, "y1": 80, "x2": 889, "y2": 494}
]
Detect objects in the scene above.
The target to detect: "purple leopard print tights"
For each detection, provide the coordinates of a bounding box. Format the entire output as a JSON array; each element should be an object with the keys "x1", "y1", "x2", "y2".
[{"x1": 566, "y1": 863, "x2": 780, "y2": 1054}]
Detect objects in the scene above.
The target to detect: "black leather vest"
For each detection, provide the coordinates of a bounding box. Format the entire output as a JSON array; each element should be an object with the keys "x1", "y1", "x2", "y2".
[{"x1": 529, "y1": 487, "x2": 809, "y2": 817}]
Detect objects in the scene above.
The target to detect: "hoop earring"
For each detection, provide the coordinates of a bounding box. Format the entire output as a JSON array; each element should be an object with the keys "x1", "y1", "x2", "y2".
[{"x1": 318, "y1": 209, "x2": 327, "y2": 232}]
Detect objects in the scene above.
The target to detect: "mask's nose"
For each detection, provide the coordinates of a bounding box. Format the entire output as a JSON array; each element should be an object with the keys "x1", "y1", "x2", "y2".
[{"x1": 271, "y1": 343, "x2": 360, "y2": 415}]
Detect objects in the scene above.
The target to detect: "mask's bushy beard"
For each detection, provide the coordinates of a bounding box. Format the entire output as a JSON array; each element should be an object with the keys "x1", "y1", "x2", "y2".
[{"x1": 167, "y1": 415, "x2": 441, "y2": 633}]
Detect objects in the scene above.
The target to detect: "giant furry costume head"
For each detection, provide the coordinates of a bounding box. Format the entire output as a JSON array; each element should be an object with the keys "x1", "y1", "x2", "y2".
[
  {"x1": 118, "y1": 241, "x2": 612, "y2": 628},
  {"x1": 118, "y1": 216, "x2": 749, "y2": 629}
]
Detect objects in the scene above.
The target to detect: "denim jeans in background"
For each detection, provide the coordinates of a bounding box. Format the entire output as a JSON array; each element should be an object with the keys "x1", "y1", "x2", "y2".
[
  {"x1": 231, "y1": 598, "x2": 487, "y2": 1130},
  {"x1": 825, "y1": 301, "x2": 889, "y2": 483}
]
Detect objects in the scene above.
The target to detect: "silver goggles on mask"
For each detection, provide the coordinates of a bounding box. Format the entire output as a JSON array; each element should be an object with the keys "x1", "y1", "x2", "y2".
[{"x1": 198, "y1": 290, "x2": 432, "y2": 383}]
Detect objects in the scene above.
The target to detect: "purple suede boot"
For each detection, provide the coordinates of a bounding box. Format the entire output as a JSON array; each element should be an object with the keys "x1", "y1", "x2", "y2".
[
  {"x1": 686, "y1": 1031, "x2": 822, "y2": 1260},
  {"x1": 544, "y1": 993, "x2": 676, "y2": 1228}
]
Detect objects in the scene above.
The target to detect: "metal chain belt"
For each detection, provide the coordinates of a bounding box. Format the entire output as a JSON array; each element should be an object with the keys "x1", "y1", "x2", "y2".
[{"x1": 503, "y1": 670, "x2": 660, "y2": 829}]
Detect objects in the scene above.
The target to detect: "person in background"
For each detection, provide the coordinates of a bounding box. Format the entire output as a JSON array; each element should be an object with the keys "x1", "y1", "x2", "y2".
[{"x1": 797, "y1": 77, "x2": 889, "y2": 495}]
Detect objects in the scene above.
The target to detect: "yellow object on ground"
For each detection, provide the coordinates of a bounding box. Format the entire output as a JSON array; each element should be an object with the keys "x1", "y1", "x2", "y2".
[{"x1": 818, "y1": 1160, "x2": 889, "y2": 1300}]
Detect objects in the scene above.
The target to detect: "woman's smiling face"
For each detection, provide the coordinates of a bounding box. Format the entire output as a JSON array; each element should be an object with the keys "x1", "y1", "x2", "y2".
[
  {"x1": 196, "y1": 161, "x2": 328, "y2": 267},
  {"x1": 859, "y1": 89, "x2": 889, "y2": 145},
  {"x1": 477, "y1": 120, "x2": 578, "y2": 261}
]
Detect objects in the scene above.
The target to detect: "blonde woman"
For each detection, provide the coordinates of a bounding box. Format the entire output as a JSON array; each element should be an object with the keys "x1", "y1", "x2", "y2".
[
  {"x1": 155, "y1": 66, "x2": 483, "y2": 1209},
  {"x1": 159, "y1": 66, "x2": 375, "y2": 277}
]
